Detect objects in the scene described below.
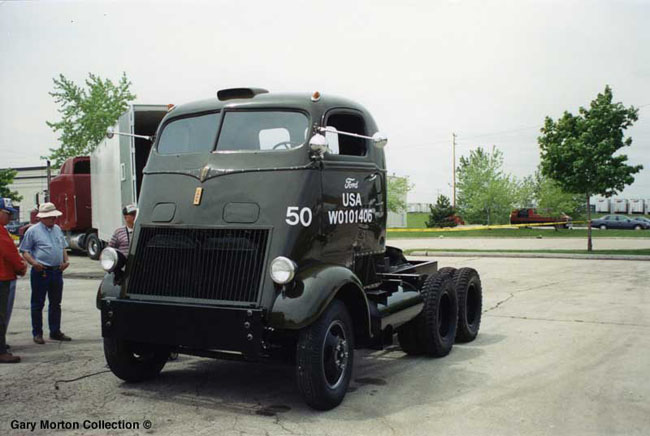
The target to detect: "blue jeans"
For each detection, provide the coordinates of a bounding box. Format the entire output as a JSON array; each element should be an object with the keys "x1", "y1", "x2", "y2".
[{"x1": 30, "y1": 268, "x2": 63, "y2": 337}]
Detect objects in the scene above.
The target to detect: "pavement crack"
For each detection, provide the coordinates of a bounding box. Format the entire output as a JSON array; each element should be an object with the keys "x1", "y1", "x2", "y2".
[
  {"x1": 484, "y1": 293, "x2": 515, "y2": 313},
  {"x1": 485, "y1": 314, "x2": 650, "y2": 328},
  {"x1": 54, "y1": 369, "x2": 111, "y2": 390}
]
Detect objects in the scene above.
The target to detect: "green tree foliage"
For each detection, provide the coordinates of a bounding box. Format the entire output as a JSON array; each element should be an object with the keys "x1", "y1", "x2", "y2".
[
  {"x1": 46, "y1": 73, "x2": 136, "y2": 168},
  {"x1": 0, "y1": 169, "x2": 22, "y2": 202},
  {"x1": 456, "y1": 147, "x2": 516, "y2": 225},
  {"x1": 426, "y1": 194, "x2": 457, "y2": 228},
  {"x1": 387, "y1": 175, "x2": 413, "y2": 213},
  {"x1": 535, "y1": 172, "x2": 583, "y2": 218},
  {"x1": 538, "y1": 85, "x2": 641, "y2": 250},
  {"x1": 514, "y1": 174, "x2": 536, "y2": 209}
]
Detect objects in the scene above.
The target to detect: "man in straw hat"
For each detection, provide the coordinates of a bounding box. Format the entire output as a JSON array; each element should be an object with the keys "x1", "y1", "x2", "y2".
[
  {"x1": 19, "y1": 202, "x2": 71, "y2": 344},
  {"x1": 0, "y1": 198, "x2": 27, "y2": 363}
]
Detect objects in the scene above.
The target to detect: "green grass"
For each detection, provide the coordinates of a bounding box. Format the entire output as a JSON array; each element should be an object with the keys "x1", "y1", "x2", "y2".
[
  {"x1": 407, "y1": 212, "x2": 430, "y2": 228},
  {"x1": 388, "y1": 228, "x2": 650, "y2": 238},
  {"x1": 404, "y1": 248, "x2": 650, "y2": 256}
]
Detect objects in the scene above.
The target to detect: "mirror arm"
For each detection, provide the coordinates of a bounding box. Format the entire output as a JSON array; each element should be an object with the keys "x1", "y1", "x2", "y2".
[{"x1": 317, "y1": 126, "x2": 374, "y2": 141}]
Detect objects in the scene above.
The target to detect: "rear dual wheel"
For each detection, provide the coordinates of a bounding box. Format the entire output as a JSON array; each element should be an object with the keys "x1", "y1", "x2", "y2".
[
  {"x1": 398, "y1": 266, "x2": 483, "y2": 355},
  {"x1": 398, "y1": 268, "x2": 458, "y2": 356}
]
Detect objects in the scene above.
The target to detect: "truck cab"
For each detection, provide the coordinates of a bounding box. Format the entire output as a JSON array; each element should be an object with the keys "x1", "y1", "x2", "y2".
[{"x1": 98, "y1": 89, "x2": 483, "y2": 410}]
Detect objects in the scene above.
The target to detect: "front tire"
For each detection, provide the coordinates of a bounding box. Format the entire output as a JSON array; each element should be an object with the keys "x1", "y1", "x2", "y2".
[
  {"x1": 599, "y1": 225, "x2": 607, "y2": 230},
  {"x1": 296, "y1": 300, "x2": 354, "y2": 410},
  {"x1": 104, "y1": 338, "x2": 169, "y2": 382}
]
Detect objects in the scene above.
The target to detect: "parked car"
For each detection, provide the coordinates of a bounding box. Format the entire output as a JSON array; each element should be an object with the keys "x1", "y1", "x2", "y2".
[
  {"x1": 591, "y1": 215, "x2": 650, "y2": 230},
  {"x1": 510, "y1": 208, "x2": 571, "y2": 228}
]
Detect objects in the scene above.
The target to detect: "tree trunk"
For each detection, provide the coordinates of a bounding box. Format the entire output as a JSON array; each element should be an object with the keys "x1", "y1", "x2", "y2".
[{"x1": 586, "y1": 194, "x2": 592, "y2": 252}]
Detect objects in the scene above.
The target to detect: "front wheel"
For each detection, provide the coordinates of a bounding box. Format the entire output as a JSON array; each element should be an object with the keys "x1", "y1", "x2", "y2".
[
  {"x1": 599, "y1": 225, "x2": 607, "y2": 230},
  {"x1": 296, "y1": 300, "x2": 354, "y2": 410},
  {"x1": 634, "y1": 225, "x2": 642, "y2": 231},
  {"x1": 104, "y1": 338, "x2": 169, "y2": 382}
]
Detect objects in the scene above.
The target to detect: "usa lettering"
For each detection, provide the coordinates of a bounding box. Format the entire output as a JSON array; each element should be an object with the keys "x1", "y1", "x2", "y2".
[{"x1": 342, "y1": 192, "x2": 362, "y2": 207}]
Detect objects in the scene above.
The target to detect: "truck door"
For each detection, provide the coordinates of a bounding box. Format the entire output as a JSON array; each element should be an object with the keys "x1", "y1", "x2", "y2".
[{"x1": 320, "y1": 110, "x2": 384, "y2": 267}]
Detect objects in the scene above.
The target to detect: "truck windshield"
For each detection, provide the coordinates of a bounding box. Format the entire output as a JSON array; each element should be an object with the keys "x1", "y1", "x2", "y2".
[
  {"x1": 216, "y1": 111, "x2": 308, "y2": 152},
  {"x1": 157, "y1": 112, "x2": 220, "y2": 154}
]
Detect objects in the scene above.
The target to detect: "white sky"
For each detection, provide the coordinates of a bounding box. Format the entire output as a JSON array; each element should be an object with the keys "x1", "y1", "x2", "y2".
[{"x1": 1, "y1": 0, "x2": 648, "y2": 202}]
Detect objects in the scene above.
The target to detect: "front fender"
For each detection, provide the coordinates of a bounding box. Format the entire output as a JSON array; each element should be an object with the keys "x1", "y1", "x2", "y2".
[
  {"x1": 95, "y1": 272, "x2": 122, "y2": 309},
  {"x1": 269, "y1": 264, "x2": 370, "y2": 334}
]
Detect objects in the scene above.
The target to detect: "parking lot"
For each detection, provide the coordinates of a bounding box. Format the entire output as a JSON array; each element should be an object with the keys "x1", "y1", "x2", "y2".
[{"x1": 2, "y1": 253, "x2": 649, "y2": 436}]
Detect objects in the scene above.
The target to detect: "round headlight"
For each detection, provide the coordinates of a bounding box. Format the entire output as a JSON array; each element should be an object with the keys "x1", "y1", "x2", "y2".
[
  {"x1": 100, "y1": 247, "x2": 119, "y2": 272},
  {"x1": 270, "y1": 256, "x2": 297, "y2": 285}
]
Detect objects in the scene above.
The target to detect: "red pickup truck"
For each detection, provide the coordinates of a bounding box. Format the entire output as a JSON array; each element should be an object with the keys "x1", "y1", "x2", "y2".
[{"x1": 510, "y1": 208, "x2": 571, "y2": 228}]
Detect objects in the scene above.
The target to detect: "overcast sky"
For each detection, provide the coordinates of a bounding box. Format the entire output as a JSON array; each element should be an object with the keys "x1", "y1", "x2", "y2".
[{"x1": 1, "y1": 0, "x2": 648, "y2": 202}]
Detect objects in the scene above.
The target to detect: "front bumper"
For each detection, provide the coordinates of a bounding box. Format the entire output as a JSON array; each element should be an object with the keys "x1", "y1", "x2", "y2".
[{"x1": 100, "y1": 299, "x2": 265, "y2": 359}]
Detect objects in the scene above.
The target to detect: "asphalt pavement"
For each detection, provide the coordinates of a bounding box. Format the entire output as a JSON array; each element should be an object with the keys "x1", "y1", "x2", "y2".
[{"x1": 1, "y1": 254, "x2": 649, "y2": 435}]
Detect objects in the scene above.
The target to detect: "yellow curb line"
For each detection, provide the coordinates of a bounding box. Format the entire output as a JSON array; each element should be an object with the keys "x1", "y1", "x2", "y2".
[{"x1": 388, "y1": 221, "x2": 587, "y2": 232}]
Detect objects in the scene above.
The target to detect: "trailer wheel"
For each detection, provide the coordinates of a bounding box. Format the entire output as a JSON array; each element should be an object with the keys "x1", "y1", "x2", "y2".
[
  {"x1": 86, "y1": 233, "x2": 101, "y2": 260},
  {"x1": 296, "y1": 300, "x2": 354, "y2": 410},
  {"x1": 104, "y1": 338, "x2": 169, "y2": 382},
  {"x1": 454, "y1": 268, "x2": 483, "y2": 343},
  {"x1": 398, "y1": 268, "x2": 457, "y2": 356}
]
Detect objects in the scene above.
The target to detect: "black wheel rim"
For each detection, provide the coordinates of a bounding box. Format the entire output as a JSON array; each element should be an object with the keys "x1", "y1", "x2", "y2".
[
  {"x1": 321, "y1": 320, "x2": 348, "y2": 389},
  {"x1": 438, "y1": 293, "x2": 452, "y2": 338}
]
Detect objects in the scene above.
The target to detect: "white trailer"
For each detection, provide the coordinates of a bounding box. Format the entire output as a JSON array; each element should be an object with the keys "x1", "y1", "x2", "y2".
[
  {"x1": 595, "y1": 198, "x2": 610, "y2": 213},
  {"x1": 629, "y1": 199, "x2": 645, "y2": 214},
  {"x1": 91, "y1": 104, "x2": 168, "y2": 245},
  {"x1": 612, "y1": 198, "x2": 628, "y2": 214}
]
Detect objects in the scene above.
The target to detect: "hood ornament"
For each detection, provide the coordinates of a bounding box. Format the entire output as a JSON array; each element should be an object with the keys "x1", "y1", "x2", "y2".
[{"x1": 200, "y1": 165, "x2": 210, "y2": 182}]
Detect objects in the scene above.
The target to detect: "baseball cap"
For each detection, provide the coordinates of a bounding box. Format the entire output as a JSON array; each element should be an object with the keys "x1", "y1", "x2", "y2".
[
  {"x1": 122, "y1": 204, "x2": 137, "y2": 215},
  {"x1": 0, "y1": 198, "x2": 17, "y2": 214}
]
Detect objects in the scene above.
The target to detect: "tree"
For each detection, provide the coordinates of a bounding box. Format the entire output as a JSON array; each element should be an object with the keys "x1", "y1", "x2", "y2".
[
  {"x1": 46, "y1": 72, "x2": 136, "y2": 168},
  {"x1": 535, "y1": 173, "x2": 583, "y2": 218},
  {"x1": 538, "y1": 85, "x2": 641, "y2": 251},
  {"x1": 456, "y1": 146, "x2": 516, "y2": 225},
  {"x1": 514, "y1": 174, "x2": 536, "y2": 209},
  {"x1": 0, "y1": 169, "x2": 22, "y2": 202},
  {"x1": 387, "y1": 175, "x2": 413, "y2": 213},
  {"x1": 426, "y1": 195, "x2": 457, "y2": 228}
]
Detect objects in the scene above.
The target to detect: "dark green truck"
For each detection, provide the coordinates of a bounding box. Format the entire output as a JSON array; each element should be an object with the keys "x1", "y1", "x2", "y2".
[{"x1": 97, "y1": 88, "x2": 483, "y2": 410}]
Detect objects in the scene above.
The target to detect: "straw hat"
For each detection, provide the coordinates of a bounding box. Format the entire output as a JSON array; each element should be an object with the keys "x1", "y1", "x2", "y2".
[{"x1": 36, "y1": 202, "x2": 62, "y2": 218}]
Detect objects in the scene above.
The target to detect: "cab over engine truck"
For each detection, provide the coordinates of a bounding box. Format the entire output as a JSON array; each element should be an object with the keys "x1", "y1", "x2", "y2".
[{"x1": 97, "y1": 89, "x2": 483, "y2": 410}]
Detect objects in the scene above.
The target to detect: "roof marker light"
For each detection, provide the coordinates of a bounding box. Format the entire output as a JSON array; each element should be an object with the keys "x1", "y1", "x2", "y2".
[{"x1": 311, "y1": 91, "x2": 321, "y2": 102}]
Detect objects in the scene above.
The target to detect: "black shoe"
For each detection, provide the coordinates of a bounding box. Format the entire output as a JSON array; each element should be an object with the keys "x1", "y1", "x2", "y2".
[
  {"x1": 50, "y1": 332, "x2": 71, "y2": 341},
  {"x1": 33, "y1": 335, "x2": 45, "y2": 345}
]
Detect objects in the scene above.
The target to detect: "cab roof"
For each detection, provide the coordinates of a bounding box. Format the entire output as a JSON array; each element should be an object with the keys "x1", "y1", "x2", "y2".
[{"x1": 167, "y1": 91, "x2": 372, "y2": 120}]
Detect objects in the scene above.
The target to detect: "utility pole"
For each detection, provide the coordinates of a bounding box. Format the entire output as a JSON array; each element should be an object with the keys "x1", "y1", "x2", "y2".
[
  {"x1": 452, "y1": 133, "x2": 457, "y2": 208},
  {"x1": 46, "y1": 160, "x2": 51, "y2": 202}
]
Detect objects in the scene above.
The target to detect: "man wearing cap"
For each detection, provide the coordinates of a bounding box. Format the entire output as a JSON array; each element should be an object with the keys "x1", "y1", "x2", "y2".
[
  {"x1": 0, "y1": 198, "x2": 27, "y2": 363},
  {"x1": 19, "y1": 202, "x2": 71, "y2": 344},
  {"x1": 108, "y1": 204, "x2": 137, "y2": 256}
]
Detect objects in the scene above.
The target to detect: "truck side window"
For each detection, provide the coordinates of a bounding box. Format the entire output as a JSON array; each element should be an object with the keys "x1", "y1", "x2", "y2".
[
  {"x1": 326, "y1": 113, "x2": 367, "y2": 156},
  {"x1": 73, "y1": 160, "x2": 90, "y2": 174}
]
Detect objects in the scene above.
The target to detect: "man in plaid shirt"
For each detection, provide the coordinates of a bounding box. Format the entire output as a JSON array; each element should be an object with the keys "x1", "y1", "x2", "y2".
[{"x1": 108, "y1": 204, "x2": 137, "y2": 256}]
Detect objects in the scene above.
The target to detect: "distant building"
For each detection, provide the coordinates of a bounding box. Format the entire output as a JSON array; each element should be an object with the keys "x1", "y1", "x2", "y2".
[{"x1": 1, "y1": 165, "x2": 54, "y2": 222}]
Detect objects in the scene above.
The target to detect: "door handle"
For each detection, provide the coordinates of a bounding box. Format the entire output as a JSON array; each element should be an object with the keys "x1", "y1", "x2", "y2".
[{"x1": 365, "y1": 173, "x2": 378, "y2": 182}]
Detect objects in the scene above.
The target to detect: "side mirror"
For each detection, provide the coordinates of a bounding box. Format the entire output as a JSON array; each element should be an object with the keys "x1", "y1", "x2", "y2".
[
  {"x1": 309, "y1": 134, "x2": 329, "y2": 156},
  {"x1": 372, "y1": 132, "x2": 388, "y2": 148},
  {"x1": 106, "y1": 126, "x2": 115, "y2": 139}
]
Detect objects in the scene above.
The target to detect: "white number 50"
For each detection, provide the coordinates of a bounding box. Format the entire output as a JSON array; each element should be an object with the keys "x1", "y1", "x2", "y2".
[{"x1": 286, "y1": 206, "x2": 312, "y2": 227}]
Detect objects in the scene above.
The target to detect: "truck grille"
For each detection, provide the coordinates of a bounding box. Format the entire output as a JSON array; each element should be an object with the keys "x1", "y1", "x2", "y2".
[{"x1": 127, "y1": 227, "x2": 269, "y2": 303}]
